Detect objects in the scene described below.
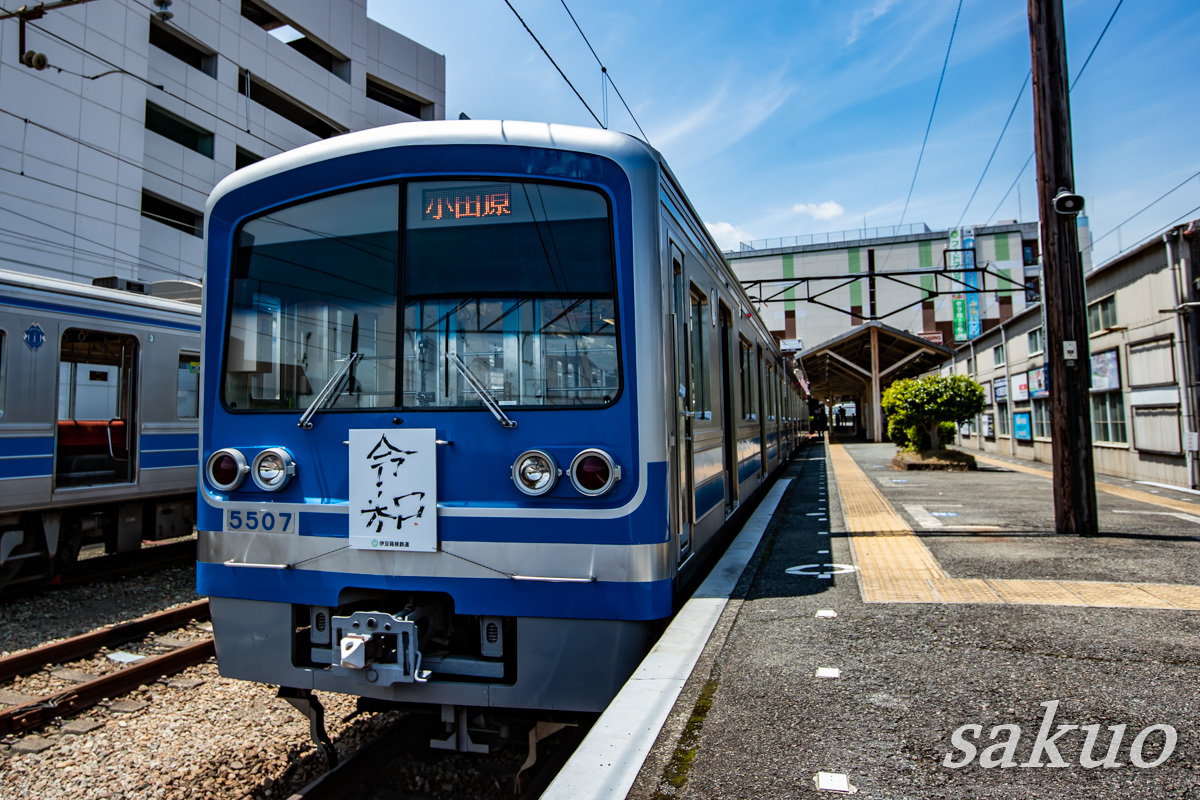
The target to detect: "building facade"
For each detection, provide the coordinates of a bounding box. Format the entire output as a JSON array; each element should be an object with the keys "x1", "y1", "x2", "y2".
[
  {"x1": 0, "y1": 0, "x2": 445, "y2": 286},
  {"x1": 728, "y1": 221, "x2": 1045, "y2": 353},
  {"x1": 947, "y1": 221, "x2": 1200, "y2": 489}
]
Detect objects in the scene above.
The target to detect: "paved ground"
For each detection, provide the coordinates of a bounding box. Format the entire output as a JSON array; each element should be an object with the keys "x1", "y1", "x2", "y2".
[{"x1": 628, "y1": 441, "x2": 1200, "y2": 799}]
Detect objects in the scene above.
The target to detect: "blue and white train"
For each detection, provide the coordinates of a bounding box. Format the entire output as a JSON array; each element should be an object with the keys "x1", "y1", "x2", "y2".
[
  {"x1": 198, "y1": 121, "x2": 802, "y2": 740},
  {"x1": 0, "y1": 269, "x2": 201, "y2": 591}
]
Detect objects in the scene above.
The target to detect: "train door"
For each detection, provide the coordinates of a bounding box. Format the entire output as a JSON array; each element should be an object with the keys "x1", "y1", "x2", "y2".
[
  {"x1": 668, "y1": 244, "x2": 692, "y2": 563},
  {"x1": 757, "y1": 346, "x2": 767, "y2": 475},
  {"x1": 55, "y1": 329, "x2": 138, "y2": 488},
  {"x1": 719, "y1": 304, "x2": 736, "y2": 513}
]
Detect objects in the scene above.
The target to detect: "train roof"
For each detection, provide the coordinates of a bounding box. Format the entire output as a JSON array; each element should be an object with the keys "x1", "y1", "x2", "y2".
[
  {"x1": 0, "y1": 268, "x2": 201, "y2": 319},
  {"x1": 207, "y1": 120, "x2": 662, "y2": 215}
]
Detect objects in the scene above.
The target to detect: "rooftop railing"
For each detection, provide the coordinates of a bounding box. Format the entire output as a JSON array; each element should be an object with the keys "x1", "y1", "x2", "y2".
[{"x1": 733, "y1": 223, "x2": 935, "y2": 253}]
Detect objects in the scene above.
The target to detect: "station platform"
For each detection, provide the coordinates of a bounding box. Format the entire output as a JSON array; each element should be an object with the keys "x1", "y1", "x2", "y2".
[{"x1": 544, "y1": 439, "x2": 1200, "y2": 800}]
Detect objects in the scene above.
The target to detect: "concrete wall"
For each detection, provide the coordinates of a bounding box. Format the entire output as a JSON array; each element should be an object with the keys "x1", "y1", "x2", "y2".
[{"x1": 0, "y1": 0, "x2": 444, "y2": 285}]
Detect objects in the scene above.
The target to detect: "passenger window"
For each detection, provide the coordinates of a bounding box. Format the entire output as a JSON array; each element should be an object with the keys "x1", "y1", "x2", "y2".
[
  {"x1": 739, "y1": 339, "x2": 755, "y2": 420},
  {"x1": 689, "y1": 290, "x2": 710, "y2": 419},
  {"x1": 178, "y1": 353, "x2": 200, "y2": 418},
  {"x1": 0, "y1": 331, "x2": 6, "y2": 420}
]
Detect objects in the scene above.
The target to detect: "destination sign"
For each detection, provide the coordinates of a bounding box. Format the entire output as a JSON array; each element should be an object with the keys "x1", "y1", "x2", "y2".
[{"x1": 421, "y1": 184, "x2": 512, "y2": 221}]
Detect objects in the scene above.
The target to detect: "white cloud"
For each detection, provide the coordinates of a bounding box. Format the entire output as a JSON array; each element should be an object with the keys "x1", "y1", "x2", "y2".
[
  {"x1": 793, "y1": 201, "x2": 846, "y2": 221},
  {"x1": 847, "y1": 0, "x2": 898, "y2": 45},
  {"x1": 705, "y1": 221, "x2": 755, "y2": 251}
]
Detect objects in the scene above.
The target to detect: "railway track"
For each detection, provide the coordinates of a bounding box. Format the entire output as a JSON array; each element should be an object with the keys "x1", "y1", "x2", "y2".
[
  {"x1": 0, "y1": 538, "x2": 197, "y2": 602},
  {"x1": 285, "y1": 712, "x2": 589, "y2": 800},
  {"x1": 0, "y1": 600, "x2": 212, "y2": 736}
]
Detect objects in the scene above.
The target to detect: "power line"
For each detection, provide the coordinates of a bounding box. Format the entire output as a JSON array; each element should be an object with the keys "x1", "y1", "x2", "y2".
[
  {"x1": 897, "y1": 0, "x2": 963, "y2": 228},
  {"x1": 1081, "y1": 169, "x2": 1200, "y2": 255},
  {"x1": 0, "y1": 107, "x2": 205, "y2": 195},
  {"x1": 500, "y1": 0, "x2": 604, "y2": 129},
  {"x1": 984, "y1": 0, "x2": 1124, "y2": 224},
  {"x1": 556, "y1": 0, "x2": 649, "y2": 142},
  {"x1": 956, "y1": 69, "x2": 1031, "y2": 229},
  {"x1": 19, "y1": 11, "x2": 289, "y2": 156}
]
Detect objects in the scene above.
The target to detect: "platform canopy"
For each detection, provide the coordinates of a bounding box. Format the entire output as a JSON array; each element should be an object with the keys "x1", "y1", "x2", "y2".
[{"x1": 798, "y1": 321, "x2": 954, "y2": 441}]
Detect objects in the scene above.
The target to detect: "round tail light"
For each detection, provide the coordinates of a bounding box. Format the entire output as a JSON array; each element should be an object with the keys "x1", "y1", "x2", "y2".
[
  {"x1": 569, "y1": 449, "x2": 620, "y2": 496},
  {"x1": 512, "y1": 450, "x2": 559, "y2": 496},
  {"x1": 206, "y1": 448, "x2": 249, "y2": 492}
]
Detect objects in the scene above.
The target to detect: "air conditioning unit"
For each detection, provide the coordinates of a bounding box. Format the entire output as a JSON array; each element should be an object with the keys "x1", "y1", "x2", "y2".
[{"x1": 92, "y1": 276, "x2": 148, "y2": 294}]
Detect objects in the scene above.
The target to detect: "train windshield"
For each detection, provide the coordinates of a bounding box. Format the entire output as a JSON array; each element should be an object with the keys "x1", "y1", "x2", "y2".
[
  {"x1": 402, "y1": 180, "x2": 618, "y2": 408},
  {"x1": 223, "y1": 184, "x2": 399, "y2": 412},
  {"x1": 222, "y1": 178, "x2": 618, "y2": 413}
]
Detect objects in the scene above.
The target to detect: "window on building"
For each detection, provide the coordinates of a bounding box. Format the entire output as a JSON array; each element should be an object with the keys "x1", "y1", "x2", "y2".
[
  {"x1": 1087, "y1": 295, "x2": 1118, "y2": 334},
  {"x1": 141, "y1": 191, "x2": 202, "y2": 237},
  {"x1": 145, "y1": 102, "x2": 213, "y2": 157},
  {"x1": 1024, "y1": 272, "x2": 1041, "y2": 303},
  {"x1": 1032, "y1": 398, "x2": 1051, "y2": 438},
  {"x1": 239, "y1": 71, "x2": 347, "y2": 139},
  {"x1": 1028, "y1": 327, "x2": 1044, "y2": 356},
  {"x1": 178, "y1": 353, "x2": 200, "y2": 418},
  {"x1": 1022, "y1": 239, "x2": 1039, "y2": 267},
  {"x1": 997, "y1": 402, "x2": 1010, "y2": 436},
  {"x1": 993, "y1": 343, "x2": 1006, "y2": 367},
  {"x1": 689, "y1": 290, "x2": 711, "y2": 419},
  {"x1": 241, "y1": 0, "x2": 349, "y2": 81},
  {"x1": 235, "y1": 147, "x2": 262, "y2": 171},
  {"x1": 149, "y1": 18, "x2": 216, "y2": 77},
  {"x1": 1092, "y1": 392, "x2": 1127, "y2": 443},
  {"x1": 366, "y1": 75, "x2": 434, "y2": 121}
]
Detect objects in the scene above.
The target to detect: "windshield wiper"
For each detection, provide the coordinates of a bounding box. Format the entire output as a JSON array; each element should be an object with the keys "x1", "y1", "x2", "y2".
[
  {"x1": 447, "y1": 352, "x2": 517, "y2": 429},
  {"x1": 298, "y1": 352, "x2": 360, "y2": 430}
]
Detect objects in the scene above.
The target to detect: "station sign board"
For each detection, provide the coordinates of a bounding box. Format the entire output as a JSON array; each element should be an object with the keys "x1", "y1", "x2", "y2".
[{"x1": 1013, "y1": 412, "x2": 1033, "y2": 441}]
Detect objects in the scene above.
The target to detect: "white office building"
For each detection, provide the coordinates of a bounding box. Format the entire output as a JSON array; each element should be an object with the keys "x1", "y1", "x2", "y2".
[{"x1": 0, "y1": 0, "x2": 445, "y2": 286}]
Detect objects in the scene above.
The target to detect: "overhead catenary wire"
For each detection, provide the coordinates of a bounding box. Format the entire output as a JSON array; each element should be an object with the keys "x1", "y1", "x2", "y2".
[
  {"x1": 500, "y1": 0, "x2": 604, "y2": 129},
  {"x1": 956, "y1": 69, "x2": 1031, "y2": 229},
  {"x1": 984, "y1": 0, "x2": 1124, "y2": 224},
  {"x1": 12, "y1": 7, "x2": 289, "y2": 156},
  {"x1": 556, "y1": 0, "x2": 649, "y2": 142},
  {"x1": 1081, "y1": 169, "x2": 1200, "y2": 256},
  {"x1": 897, "y1": 0, "x2": 964, "y2": 229}
]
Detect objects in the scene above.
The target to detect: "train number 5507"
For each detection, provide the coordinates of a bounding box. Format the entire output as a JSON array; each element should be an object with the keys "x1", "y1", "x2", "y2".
[{"x1": 225, "y1": 509, "x2": 297, "y2": 534}]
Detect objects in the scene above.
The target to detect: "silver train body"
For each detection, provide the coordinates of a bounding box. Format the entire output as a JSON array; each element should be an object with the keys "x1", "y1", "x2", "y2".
[
  {"x1": 0, "y1": 269, "x2": 201, "y2": 589},
  {"x1": 198, "y1": 121, "x2": 803, "y2": 717}
]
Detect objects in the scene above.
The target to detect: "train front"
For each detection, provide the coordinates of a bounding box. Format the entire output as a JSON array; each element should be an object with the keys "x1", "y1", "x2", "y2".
[{"x1": 197, "y1": 126, "x2": 668, "y2": 715}]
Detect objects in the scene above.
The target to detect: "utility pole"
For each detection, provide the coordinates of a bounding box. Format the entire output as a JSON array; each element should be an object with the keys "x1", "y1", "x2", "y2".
[{"x1": 1028, "y1": 0, "x2": 1099, "y2": 535}]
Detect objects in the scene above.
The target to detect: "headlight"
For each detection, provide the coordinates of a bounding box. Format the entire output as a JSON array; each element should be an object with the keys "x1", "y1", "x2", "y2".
[
  {"x1": 569, "y1": 449, "x2": 620, "y2": 496},
  {"x1": 512, "y1": 450, "x2": 559, "y2": 496},
  {"x1": 206, "y1": 448, "x2": 249, "y2": 492},
  {"x1": 252, "y1": 448, "x2": 296, "y2": 492}
]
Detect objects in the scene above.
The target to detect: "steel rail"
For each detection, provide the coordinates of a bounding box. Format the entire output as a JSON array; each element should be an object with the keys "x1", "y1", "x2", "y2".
[
  {"x1": 0, "y1": 599, "x2": 210, "y2": 683},
  {"x1": 0, "y1": 638, "x2": 214, "y2": 735}
]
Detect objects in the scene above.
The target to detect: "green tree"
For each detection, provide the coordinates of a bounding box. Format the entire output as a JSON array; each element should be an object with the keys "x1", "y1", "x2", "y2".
[{"x1": 881, "y1": 374, "x2": 986, "y2": 452}]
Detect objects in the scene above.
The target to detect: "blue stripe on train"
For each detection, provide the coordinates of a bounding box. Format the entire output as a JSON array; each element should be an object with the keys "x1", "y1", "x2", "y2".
[
  {"x1": 140, "y1": 450, "x2": 198, "y2": 470},
  {"x1": 0, "y1": 437, "x2": 54, "y2": 457},
  {"x1": 0, "y1": 455, "x2": 52, "y2": 480},
  {"x1": 141, "y1": 433, "x2": 199, "y2": 451},
  {"x1": 196, "y1": 561, "x2": 673, "y2": 621},
  {"x1": 694, "y1": 474, "x2": 724, "y2": 520}
]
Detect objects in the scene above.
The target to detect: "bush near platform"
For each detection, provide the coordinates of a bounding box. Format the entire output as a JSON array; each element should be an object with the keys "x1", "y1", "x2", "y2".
[{"x1": 882, "y1": 374, "x2": 986, "y2": 453}]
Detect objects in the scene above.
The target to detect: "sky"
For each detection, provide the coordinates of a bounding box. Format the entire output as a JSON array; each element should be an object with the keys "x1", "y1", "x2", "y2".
[{"x1": 369, "y1": 0, "x2": 1200, "y2": 266}]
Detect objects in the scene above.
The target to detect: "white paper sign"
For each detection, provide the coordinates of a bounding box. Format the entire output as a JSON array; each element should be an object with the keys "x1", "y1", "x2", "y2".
[{"x1": 348, "y1": 429, "x2": 437, "y2": 552}]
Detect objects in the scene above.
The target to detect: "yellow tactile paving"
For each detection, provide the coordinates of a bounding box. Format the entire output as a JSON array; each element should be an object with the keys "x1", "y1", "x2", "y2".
[
  {"x1": 825, "y1": 441, "x2": 1200, "y2": 611},
  {"x1": 968, "y1": 451, "x2": 1200, "y2": 517},
  {"x1": 1136, "y1": 583, "x2": 1200, "y2": 610},
  {"x1": 930, "y1": 578, "x2": 1004, "y2": 604},
  {"x1": 1053, "y1": 581, "x2": 1173, "y2": 609},
  {"x1": 985, "y1": 579, "x2": 1087, "y2": 606}
]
